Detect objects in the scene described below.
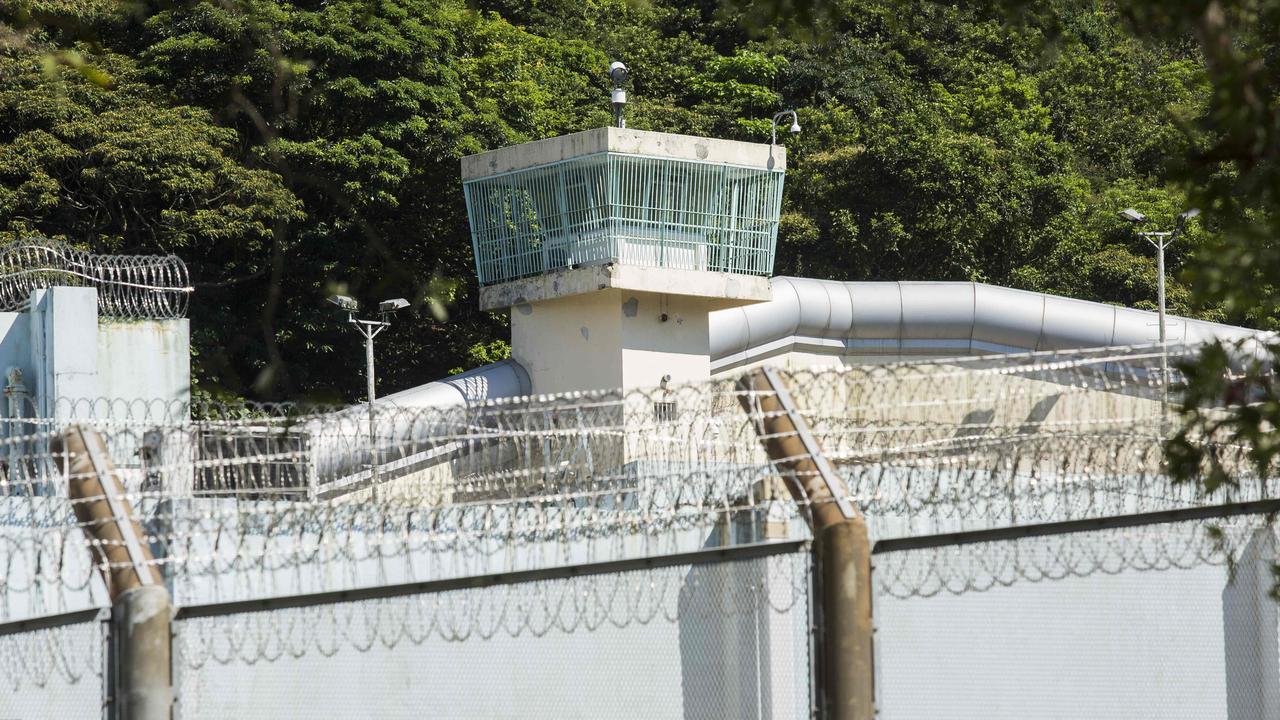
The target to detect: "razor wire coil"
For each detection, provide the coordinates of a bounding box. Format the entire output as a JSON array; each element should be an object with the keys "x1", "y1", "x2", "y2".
[
  {"x1": 0, "y1": 240, "x2": 191, "y2": 319},
  {"x1": 0, "y1": 344, "x2": 1272, "y2": 624}
]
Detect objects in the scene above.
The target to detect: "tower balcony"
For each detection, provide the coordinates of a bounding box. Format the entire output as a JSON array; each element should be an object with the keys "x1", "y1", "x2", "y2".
[{"x1": 462, "y1": 128, "x2": 784, "y2": 309}]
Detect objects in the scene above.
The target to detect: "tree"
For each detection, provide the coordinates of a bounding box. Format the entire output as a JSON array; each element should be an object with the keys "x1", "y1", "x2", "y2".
[
  {"x1": 0, "y1": 38, "x2": 303, "y2": 401},
  {"x1": 712, "y1": 0, "x2": 1280, "y2": 496},
  {"x1": 2, "y1": 0, "x2": 1257, "y2": 411}
]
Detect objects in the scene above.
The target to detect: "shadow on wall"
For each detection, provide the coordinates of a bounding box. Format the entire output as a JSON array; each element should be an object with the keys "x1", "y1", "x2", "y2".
[
  {"x1": 1224, "y1": 529, "x2": 1280, "y2": 719},
  {"x1": 678, "y1": 559, "x2": 771, "y2": 720},
  {"x1": 677, "y1": 531, "x2": 807, "y2": 720}
]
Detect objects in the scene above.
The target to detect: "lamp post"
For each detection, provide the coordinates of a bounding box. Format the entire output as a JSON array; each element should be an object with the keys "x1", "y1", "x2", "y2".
[
  {"x1": 328, "y1": 295, "x2": 410, "y2": 493},
  {"x1": 1118, "y1": 207, "x2": 1200, "y2": 420},
  {"x1": 770, "y1": 110, "x2": 801, "y2": 146}
]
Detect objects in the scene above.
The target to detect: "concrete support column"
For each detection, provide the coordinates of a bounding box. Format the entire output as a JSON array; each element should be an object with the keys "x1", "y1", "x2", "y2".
[
  {"x1": 113, "y1": 585, "x2": 173, "y2": 720},
  {"x1": 29, "y1": 287, "x2": 100, "y2": 419},
  {"x1": 815, "y1": 519, "x2": 875, "y2": 720},
  {"x1": 737, "y1": 367, "x2": 875, "y2": 720},
  {"x1": 55, "y1": 425, "x2": 172, "y2": 720}
]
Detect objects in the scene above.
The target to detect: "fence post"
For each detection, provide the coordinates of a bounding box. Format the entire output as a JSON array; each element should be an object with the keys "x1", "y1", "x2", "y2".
[
  {"x1": 738, "y1": 367, "x2": 875, "y2": 720},
  {"x1": 54, "y1": 425, "x2": 172, "y2": 720}
]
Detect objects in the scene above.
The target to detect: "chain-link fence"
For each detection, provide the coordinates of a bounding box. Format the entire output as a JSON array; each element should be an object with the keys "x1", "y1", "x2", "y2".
[
  {"x1": 0, "y1": 344, "x2": 1276, "y2": 717},
  {"x1": 171, "y1": 542, "x2": 813, "y2": 720},
  {"x1": 4, "y1": 345, "x2": 1253, "y2": 617},
  {"x1": 0, "y1": 609, "x2": 107, "y2": 720},
  {"x1": 873, "y1": 506, "x2": 1280, "y2": 719}
]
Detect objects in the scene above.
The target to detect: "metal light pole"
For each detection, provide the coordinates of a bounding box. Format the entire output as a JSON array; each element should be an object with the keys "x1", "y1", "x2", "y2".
[
  {"x1": 1119, "y1": 207, "x2": 1200, "y2": 421},
  {"x1": 770, "y1": 110, "x2": 801, "y2": 146},
  {"x1": 329, "y1": 295, "x2": 409, "y2": 494}
]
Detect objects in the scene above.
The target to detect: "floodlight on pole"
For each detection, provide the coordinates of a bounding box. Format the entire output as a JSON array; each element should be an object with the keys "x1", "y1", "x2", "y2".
[
  {"x1": 771, "y1": 110, "x2": 801, "y2": 146},
  {"x1": 1118, "y1": 208, "x2": 1147, "y2": 224},
  {"x1": 1118, "y1": 207, "x2": 1201, "y2": 423},
  {"x1": 379, "y1": 298, "x2": 410, "y2": 315},
  {"x1": 328, "y1": 295, "x2": 359, "y2": 312},
  {"x1": 328, "y1": 294, "x2": 414, "y2": 495}
]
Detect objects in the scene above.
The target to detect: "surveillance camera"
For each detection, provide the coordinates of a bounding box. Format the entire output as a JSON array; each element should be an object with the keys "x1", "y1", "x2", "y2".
[
  {"x1": 608, "y1": 61, "x2": 628, "y2": 86},
  {"x1": 789, "y1": 120, "x2": 801, "y2": 134},
  {"x1": 328, "y1": 295, "x2": 359, "y2": 311},
  {"x1": 1117, "y1": 208, "x2": 1146, "y2": 224},
  {"x1": 379, "y1": 298, "x2": 410, "y2": 314}
]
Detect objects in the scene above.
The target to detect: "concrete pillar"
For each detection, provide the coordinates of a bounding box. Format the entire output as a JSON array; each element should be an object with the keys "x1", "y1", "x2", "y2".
[
  {"x1": 816, "y1": 519, "x2": 875, "y2": 720},
  {"x1": 55, "y1": 425, "x2": 172, "y2": 720},
  {"x1": 29, "y1": 287, "x2": 100, "y2": 418},
  {"x1": 737, "y1": 367, "x2": 875, "y2": 720},
  {"x1": 113, "y1": 585, "x2": 173, "y2": 720}
]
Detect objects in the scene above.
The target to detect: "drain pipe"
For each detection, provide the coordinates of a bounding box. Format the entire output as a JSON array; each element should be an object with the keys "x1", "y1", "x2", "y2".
[
  {"x1": 738, "y1": 366, "x2": 874, "y2": 720},
  {"x1": 54, "y1": 425, "x2": 171, "y2": 720}
]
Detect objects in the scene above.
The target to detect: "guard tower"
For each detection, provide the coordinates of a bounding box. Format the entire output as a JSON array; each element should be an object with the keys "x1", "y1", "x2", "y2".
[{"x1": 462, "y1": 127, "x2": 786, "y2": 394}]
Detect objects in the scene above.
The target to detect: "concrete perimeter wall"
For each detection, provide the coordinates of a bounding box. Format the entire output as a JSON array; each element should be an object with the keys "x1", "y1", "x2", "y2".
[{"x1": 0, "y1": 286, "x2": 189, "y2": 418}]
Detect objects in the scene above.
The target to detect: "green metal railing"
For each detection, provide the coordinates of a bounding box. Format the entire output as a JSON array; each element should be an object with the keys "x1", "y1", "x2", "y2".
[{"x1": 463, "y1": 152, "x2": 784, "y2": 286}]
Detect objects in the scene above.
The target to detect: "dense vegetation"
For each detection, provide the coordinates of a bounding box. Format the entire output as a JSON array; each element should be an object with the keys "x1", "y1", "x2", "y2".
[{"x1": 0, "y1": 0, "x2": 1272, "y2": 403}]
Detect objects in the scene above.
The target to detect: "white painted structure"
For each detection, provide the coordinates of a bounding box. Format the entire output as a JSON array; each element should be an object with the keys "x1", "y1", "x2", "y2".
[
  {"x1": 462, "y1": 128, "x2": 780, "y2": 394},
  {"x1": 405, "y1": 275, "x2": 1265, "y2": 403},
  {"x1": 0, "y1": 286, "x2": 190, "y2": 420},
  {"x1": 455, "y1": 127, "x2": 1265, "y2": 398}
]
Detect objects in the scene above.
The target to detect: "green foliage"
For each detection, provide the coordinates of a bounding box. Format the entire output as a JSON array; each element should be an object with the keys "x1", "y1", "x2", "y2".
[
  {"x1": 0, "y1": 48, "x2": 300, "y2": 252},
  {"x1": 1166, "y1": 340, "x2": 1280, "y2": 494},
  {"x1": 773, "y1": 5, "x2": 1202, "y2": 303},
  {"x1": 97, "y1": 0, "x2": 606, "y2": 397},
  {"x1": 2, "y1": 0, "x2": 1265, "y2": 407},
  {"x1": 448, "y1": 339, "x2": 510, "y2": 375}
]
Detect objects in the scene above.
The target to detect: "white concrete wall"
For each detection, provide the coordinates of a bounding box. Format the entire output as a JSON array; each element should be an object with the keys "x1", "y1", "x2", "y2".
[
  {"x1": 620, "y1": 291, "x2": 714, "y2": 390},
  {"x1": 0, "y1": 287, "x2": 190, "y2": 418},
  {"x1": 875, "y1": 561, "x2": 1238, "y2": 719},
  {"x1": 512, "y1": 290, "x2": 623, "y2": 395},
  {"x1": 171, "y1": 549, "x2": 811, "y2": 720},
  {"x1": 97, "y1": 319, "x2": 190, "y2": 408},
  {"x1": 512, "y1": 288, "x2": 720, "y2": 394},
  {"x1": 29, "y1": 287, "x2": 98, "y2": 417}
]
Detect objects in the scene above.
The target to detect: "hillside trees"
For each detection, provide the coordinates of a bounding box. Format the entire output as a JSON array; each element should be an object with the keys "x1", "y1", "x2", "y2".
[
  {"x1": 0, "y1": 0, "x2": 1241, "y2": 402},
  {"x1": 115, "y1": 0, "x2": 612, "y2": 397},
  {"x1": 772, "y1": 3, "x2": 1210, "y2": 319},
  {"x1": 0, "y1": 39, "x2": 303, "y2": 398}
]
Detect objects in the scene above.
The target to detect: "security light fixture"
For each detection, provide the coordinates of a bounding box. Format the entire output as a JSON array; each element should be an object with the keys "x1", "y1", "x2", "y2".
[
  {"x1": 325, "y1": 294, "x2": 415, "y2": 497},
  {"x1": 1118, "y1": 208, "x2": 1147, "y2": 224},
  {"x1": 771, "y1": 110, "x2": 801, "y2": 146},
  {"x1": 608, "y1": 61, "x2": 629, "y2": 86},
  {"x1": 609, "y1": 61, "x2": 629, "y2": 129},
  {"x1": 328, "y1": 294, "x2": 359, "y2": 312},
  {"x1": 379, "y1": 298, "x2": 410, "y2": 314},
  {"x1": 1118, "y1": 206, "x2": 1202, "y2": 424}
]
